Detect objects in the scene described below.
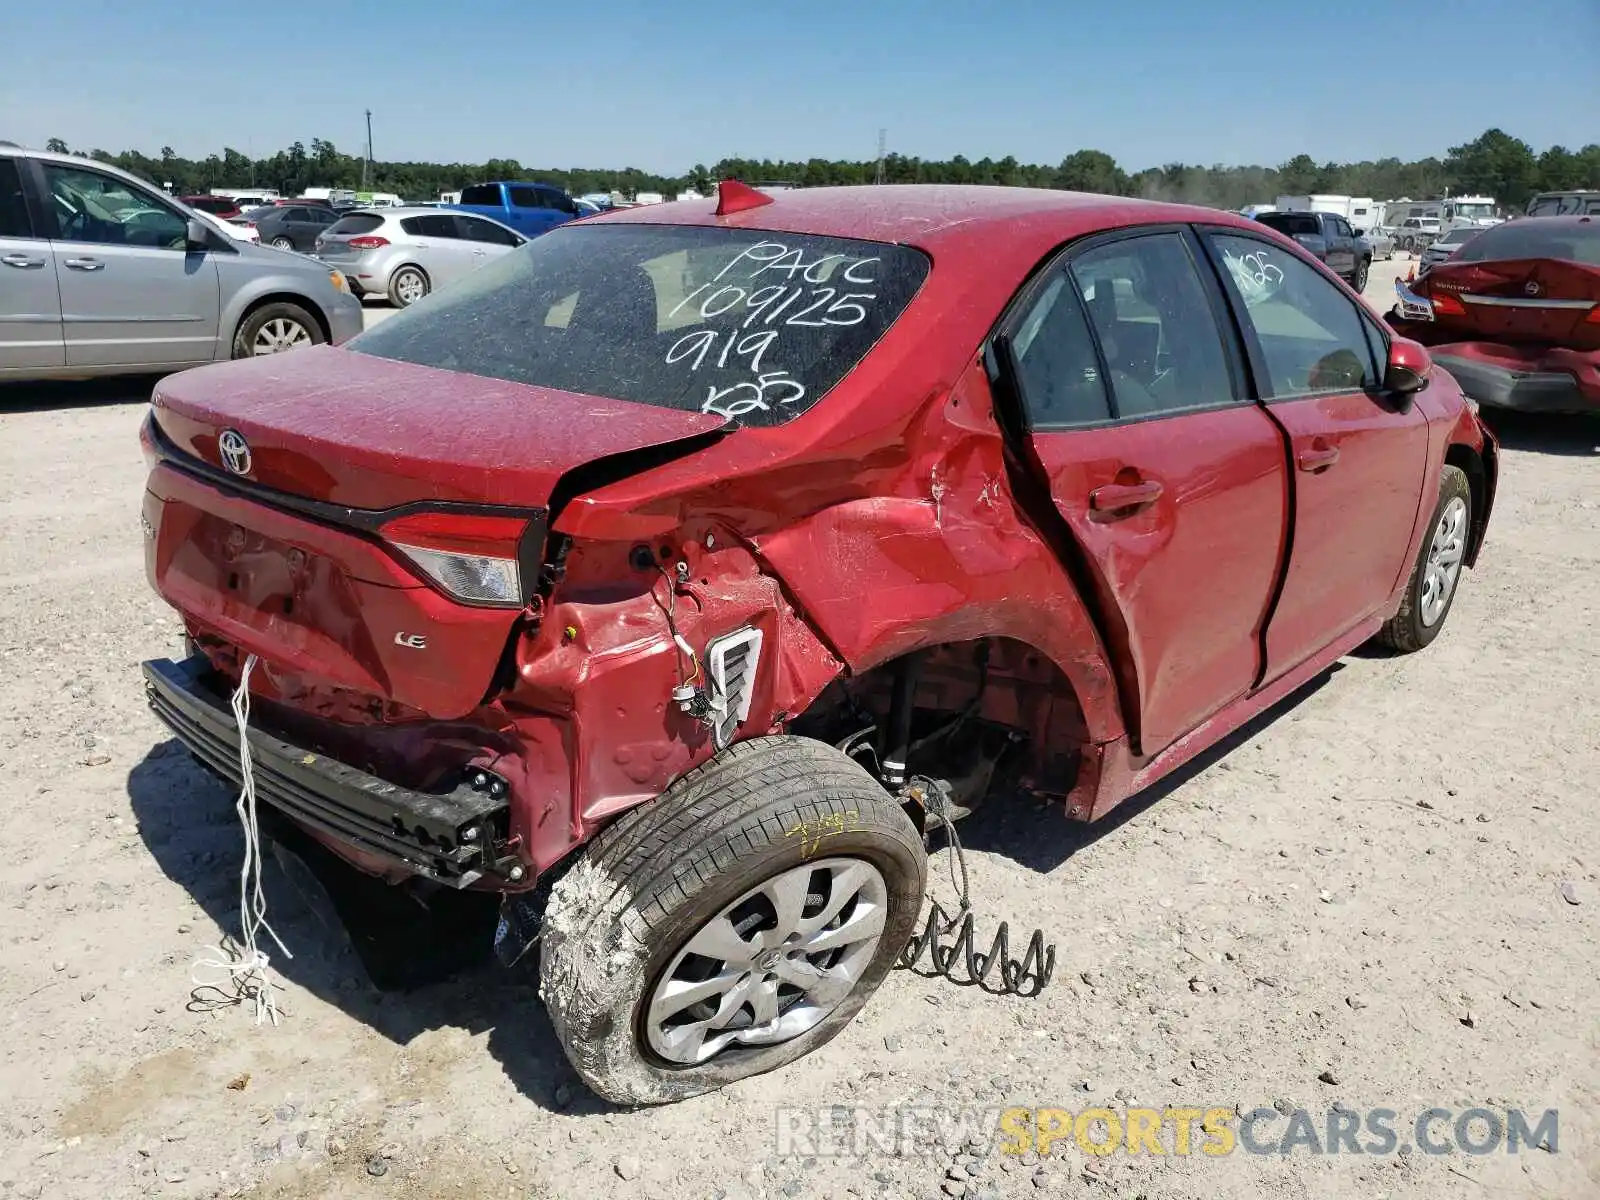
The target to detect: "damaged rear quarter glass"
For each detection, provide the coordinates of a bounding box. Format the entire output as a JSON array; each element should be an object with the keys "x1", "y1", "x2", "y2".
[{"x1": 348, "y1": 224, "x2": 931, "y2": 426}]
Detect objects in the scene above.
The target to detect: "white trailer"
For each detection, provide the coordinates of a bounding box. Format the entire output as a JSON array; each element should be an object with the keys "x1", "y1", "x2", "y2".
[{"x1": 1275, "y1": 194, "x2": 1375, "y2": 225}]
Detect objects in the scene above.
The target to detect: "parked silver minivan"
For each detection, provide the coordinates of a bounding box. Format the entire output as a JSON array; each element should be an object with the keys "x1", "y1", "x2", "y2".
[
  {"x1": 0, "y1": 143, "x2": 363, "y2": 381},
  {"x1": 313, "y1": 207, "x2": 526, "y2": 307}
]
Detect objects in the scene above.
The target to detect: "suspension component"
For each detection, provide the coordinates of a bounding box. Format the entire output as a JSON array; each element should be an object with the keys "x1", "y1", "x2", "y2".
[{"x1": 896, "y1": 774, "x2": 1058, "y2": 997}]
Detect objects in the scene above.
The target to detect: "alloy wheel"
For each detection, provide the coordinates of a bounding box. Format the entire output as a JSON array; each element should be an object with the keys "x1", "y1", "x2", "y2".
[
  {"x1": 644, "y1": 857, "x2": 888, "y2": 1066},
  {"x1": 252, "y1": 318, "x2": 313, "y2": 355},
  {"x1": 1419, "y1": 495, "x2": 1468, "y2": 627}
]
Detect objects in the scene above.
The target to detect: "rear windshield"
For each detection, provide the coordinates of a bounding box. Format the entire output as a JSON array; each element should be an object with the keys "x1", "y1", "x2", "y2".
[
  {"x1": 1453, "y1": 221, "x2": 1600, "y2": 266},
  {"x1": 1258, "y1": 213, "x2": 1320, "y2": 236},
  {"x1": 348, "y1": 224, "x2": 931, "y2": 425},
  {"x1": 459, "y1": 184, "x2": 502, "y2": 206},
  {"x1": 326, "y1": 213, "x2": 384, "y2": 235}
]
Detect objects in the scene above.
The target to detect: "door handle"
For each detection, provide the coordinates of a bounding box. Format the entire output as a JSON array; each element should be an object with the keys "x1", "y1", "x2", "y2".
[
  {"x1": 1089, "y1": 479, "x2": 1163, "y2": 515},
  {"x1": 2, "y1": 253, "x2": 45, "y2": 269},
  {"x1": 63, "y1": 257, "x2": 105, "y2": 271},
  {"x1": 1297, "y1": 444, "x2": 1340, "y2": 472}
]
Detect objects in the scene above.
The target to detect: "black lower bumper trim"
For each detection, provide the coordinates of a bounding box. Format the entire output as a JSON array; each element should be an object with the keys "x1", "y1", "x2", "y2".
[
  {"x1": 142, "y1": 657, "x2": 509, "y2": 887},
  {"x1": 1433, "y1": 354, "x2": 1591, "y2": 414}
]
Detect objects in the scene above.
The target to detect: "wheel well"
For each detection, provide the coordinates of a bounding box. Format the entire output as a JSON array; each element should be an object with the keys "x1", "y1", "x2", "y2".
[
  {"x1": 789, "y1": 636, "x2": 1089, "y2": 802},
  {"x1": 1444, "y1": 442, "x2": 1488, "y2": 562},
  {"x1": 236, "y1": 292, "x2": 331, "y2": 343}
]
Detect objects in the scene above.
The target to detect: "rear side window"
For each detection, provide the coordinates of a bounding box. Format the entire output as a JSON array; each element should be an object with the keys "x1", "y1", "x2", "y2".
[
  {"x1": 0, "y1": 158, "x2": 32, "y2": 238},
  {"x1": 326, "y1": 213, "x2": 384, "y2": 236},
  {"x1": 1007, "y1": 273, "x2": 1112, "y2": 428},
  {"x1": 509, "y1": 186, "x2": 543, "y2": 208},
  {"x1": 350, "y1": 224, "x2": 930, "y2": 426},
  {"x1": 400, "y1": 214, "x2": 457, "y2": 238},
  {"x1": 1068, "y1": 233, "x2": 1236, "y2": 418},
  {"x1": 459, "y1": 184, "x2": 501, "y2": 206}
]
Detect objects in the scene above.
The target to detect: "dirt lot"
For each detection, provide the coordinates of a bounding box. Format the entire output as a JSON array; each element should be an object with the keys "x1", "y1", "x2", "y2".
[{"x1": 2, "y1": 259, "x2": 1597, "y2": 1200}]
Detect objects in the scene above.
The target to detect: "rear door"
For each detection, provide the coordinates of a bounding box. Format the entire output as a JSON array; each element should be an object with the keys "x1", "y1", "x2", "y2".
[
  {"x1": 39, "y1": 161, "x2": 221, "y2": 369},
  {"x1": 0, "y1": 154, "x2": 65, "y2": 373},
  {"x1": 1003, "y1": 227, "x2": 1290, "y2": 755},
  {"x1": 1204, "y1": 229, "x2": 1428, "y2": 680}
]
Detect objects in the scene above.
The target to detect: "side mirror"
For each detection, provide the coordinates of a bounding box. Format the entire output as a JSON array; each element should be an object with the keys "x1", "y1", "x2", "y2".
[
  {"x1": 185, "y1": 217, "x2": 212, "y2": 250},
  {"x1": 1385, "y1": 337, "x2": 1432, "y2": 394}
]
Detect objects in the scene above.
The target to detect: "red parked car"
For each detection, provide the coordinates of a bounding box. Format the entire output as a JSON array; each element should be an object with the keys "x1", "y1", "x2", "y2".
[
  {"x1": 140, "y1": 182, "x2": 1496, "y2": 1105},
  {"x1": 1390, "y1": 215, "x2": 1600, "y2": 413},
  {"x1": 181, "y1": 194, "x2": 242, "y2": 221}
]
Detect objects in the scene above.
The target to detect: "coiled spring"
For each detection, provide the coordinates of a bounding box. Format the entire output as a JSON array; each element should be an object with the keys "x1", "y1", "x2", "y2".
[
  {"x1": 898, "y1": 901, "x2": 1056, "y2": 996},
  {"x1": 896, "y1": 774, "x2": 1057, "y2": 997}
]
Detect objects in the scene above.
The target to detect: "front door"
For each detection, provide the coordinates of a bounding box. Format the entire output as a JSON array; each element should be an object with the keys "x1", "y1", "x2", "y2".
[
  {"x1": 1005, "y1": 229, "x2": 1290, "y2": 755},
  {"x1": 0, "y1": 155, "x2": 64, "y2": 372},
  {"x1": 39, "y1": 161, "x2": 221, "y2": 369},
  {"x1": 1205, "y1": 230, "x2": 1429, "y2": 680}
]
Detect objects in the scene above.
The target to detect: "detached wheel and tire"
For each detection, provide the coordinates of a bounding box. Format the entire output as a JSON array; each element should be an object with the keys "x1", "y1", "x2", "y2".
[
  {"x1": 388, "y1": 266, "x2": 430, "y2": 308},
  {"x1": 539, "y1": 735, "x2": 926, "y2": 1106},
  {"x1": 232, "y1": 302, "x2": 324, "y2": 358},
  {"x1": 1380, "y1": 465, "x2": 1471, "y2": 653}
]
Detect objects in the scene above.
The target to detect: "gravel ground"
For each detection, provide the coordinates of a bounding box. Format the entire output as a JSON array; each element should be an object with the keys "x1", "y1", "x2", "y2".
[{"x1": 1, "y1": 257, "x2": 1596, "y2": 1199}]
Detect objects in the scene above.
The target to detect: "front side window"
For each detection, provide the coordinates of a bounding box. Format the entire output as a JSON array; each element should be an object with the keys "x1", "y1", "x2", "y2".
[
  {"x1": 43, "y1": 164, "x2": 187, "y2": 249},
  {"x1": 350, "y1": 224, "x2": 930, "y2": 426},
  {"x1": 1212, "y1": 234, "x2": 1377, "y2": 398},
  {"x1": 457, "y1": 215, "x2": 519, "y2": 246},
  {"x1": 0, "y1": 158, "x2": 32, "y2": 239},
  {"x1": 1067, "y1": 233, "x2": 1236, "y2": 418}
]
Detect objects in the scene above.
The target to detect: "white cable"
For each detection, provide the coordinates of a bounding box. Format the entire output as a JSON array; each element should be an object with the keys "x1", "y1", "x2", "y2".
[{"x1": 191, "y1": 653, "x2": 294, "y2": 1025}]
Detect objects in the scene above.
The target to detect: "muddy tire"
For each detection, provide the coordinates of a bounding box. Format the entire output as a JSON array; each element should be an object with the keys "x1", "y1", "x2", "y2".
[
  {"x1": 1380, "y1": 465, "x2": 1472, "y2": 653},
  {"x1": 539, "y1": 735, "x2": 926, "y2": 1106}
]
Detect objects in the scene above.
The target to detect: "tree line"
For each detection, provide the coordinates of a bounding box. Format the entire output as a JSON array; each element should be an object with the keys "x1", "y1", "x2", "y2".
[{"x1": 42, "y1": 128, "x2": 1600, "y2": 212}]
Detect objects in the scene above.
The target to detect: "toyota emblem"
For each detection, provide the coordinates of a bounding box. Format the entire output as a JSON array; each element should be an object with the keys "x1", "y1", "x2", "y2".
[
  {"x1": 1524, "y1": 281, "x2": 1541, "y2": 296},
  {"x1": 218, "y1": 429, "x2": 252, "y2": 476}
]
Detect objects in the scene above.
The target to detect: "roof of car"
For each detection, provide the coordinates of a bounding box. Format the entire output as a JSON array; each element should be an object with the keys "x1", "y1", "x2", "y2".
[{"x1": 598, "y1": 183, "x2": 1251, "y2": 247}]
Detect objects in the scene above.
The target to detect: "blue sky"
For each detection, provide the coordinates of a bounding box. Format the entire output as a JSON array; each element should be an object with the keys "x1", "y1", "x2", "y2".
[{"x1": 3, "y1": 0, "x2": 1596, "y2": 173}]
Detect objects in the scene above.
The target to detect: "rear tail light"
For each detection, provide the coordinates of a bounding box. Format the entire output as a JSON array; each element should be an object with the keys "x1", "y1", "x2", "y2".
[
  {"x1": 347, "y1": 235, "x2": 390, "y2": 250},
  {"x1": 1585, "y1": 305, "x2": 1600, "y2": 325},
  {"x1": 1430, "y1": 291, "x2": 1467, "y2": 318},
  {"x1": 380, "y1": 511, "x2": 528, "y2": 607}
]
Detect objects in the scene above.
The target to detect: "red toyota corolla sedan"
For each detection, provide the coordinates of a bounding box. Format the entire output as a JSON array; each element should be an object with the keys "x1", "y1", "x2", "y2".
[{"x1": 139, "y1": 183, "x2": 1496, "y2": 1104}]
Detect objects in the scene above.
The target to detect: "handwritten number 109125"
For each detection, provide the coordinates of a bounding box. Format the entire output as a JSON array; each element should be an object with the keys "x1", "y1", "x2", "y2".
[{"x1": 661, "y1": 240, "x2": 884, "y2": 420}]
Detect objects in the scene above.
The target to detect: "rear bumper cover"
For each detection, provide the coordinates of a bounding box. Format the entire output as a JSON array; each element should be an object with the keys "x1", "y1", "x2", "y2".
[
  {"x1": 143, "y1": 655, "x2": 516, "y2": 888},
  {"x1": 1433, "y1": 348, "x2": 1599, "y2": 414}
]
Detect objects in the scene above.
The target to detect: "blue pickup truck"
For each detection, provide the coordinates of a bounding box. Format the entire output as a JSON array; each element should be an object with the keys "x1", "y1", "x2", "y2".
[{"x1": 447, "y1": 181, "x2": 581, "y2": 238}]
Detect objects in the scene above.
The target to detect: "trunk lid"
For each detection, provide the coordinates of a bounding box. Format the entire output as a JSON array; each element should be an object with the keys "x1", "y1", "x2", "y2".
[
  {"x1": 147, "y1": 346, "x2": 726, "y2": 718},
  {"x1": 152, "y1": 344, "x2": 726, "y2": 509},
  {"x1": 1425, "y1": 257, "x2": 1600, "y2": 349}
]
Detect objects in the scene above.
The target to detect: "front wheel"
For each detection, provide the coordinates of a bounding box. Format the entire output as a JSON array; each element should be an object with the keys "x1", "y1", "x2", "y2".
[
  {"x1": 539, "y1": 736, "x2": 927, "y2": 1106},
  {"x1": 232, "y1": 302, "x2": 324, "y2": 358},
  {"x1": 1379, "y1": 465, "x2": 1471, "y2": 653}
]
